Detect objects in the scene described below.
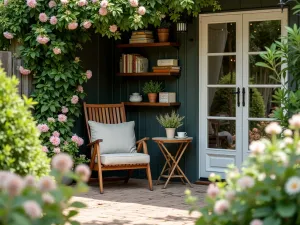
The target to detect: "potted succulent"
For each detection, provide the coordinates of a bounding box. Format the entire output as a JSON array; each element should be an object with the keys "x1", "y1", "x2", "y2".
[
  {"x1": 142, "y1": 80, "x2": 163, "y2": 103},
  {"x1": 156, "y1": 111, "x2": 185, "y2": 138},
  {"x1": 157, "y1": 20, "x2": 171, "y2": 42}
]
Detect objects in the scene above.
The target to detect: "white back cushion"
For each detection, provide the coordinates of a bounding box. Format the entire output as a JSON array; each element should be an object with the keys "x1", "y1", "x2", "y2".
[{"x1": 88, "y1": 121, "x2": 136, "y2": 154}]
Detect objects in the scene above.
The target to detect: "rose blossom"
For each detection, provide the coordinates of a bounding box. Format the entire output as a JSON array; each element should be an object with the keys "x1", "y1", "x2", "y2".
[
  {"x1": 38, "y1": 176, "x2": 56, "y2": 192},
  {"x1": 100, "y1": 0, "x2": 108, "y2": 8},
  {"x1": 249, "y1": 140, "x2": 265, "y2": 155},
  {"x1": 47, "y1": 117, "x2": 55, "y2": 122},
  {"x1": 71, "y1": 134, "x2": 84, "y2": 146},
  {"x1": 51, "y1": 153, "x2": 73, "y2": 173},
  {"x1": 75, "y1": 164, "x2": 91, "y2": 182},
  {"x1": 52, "y1": 131, "x2": 60, "y2": 137},
  {"x1": 225, "y1": 190, "x2": 236, "y2": 201},
  {"x1": 53, "y1": 47, "x2": 61, "y2": 55},
  {"x1": 138, "y1": 6, "x2": 146, "y2": 15},
  {"x1": 50, "y1": 16, "x2": 58, "y2": 25},
  {"x1": 60, "y1": 0, "x2": 68, "y2": 4},
  {"x1": 27, "y1": 0, "x2": 37, "y2": 8},
  {"x1": 129, "y1": 0, "x2": 138, "y2": 7},
  {"x1": 99, "y1": 7, "x2": 108, "y2": 16},
  {"x1": 237, "y1": 176, "x2": 255, "y2": 190},
  {"x1": 48, "y1": 0, "x2": 56, "y2": 8},
  {"x1": 36, "y1": 35, "x2": 50, "y2": 45},
  {"x1": 39, "y1": 13, "x2": 48, "y2": 22},
  {"x1": 109, "y1": 25, "x2": 117, "y2": 33},
  {"x1": 50, "y1": 136, "x2": 60, "y2": 146},
  {"x1": 250, "y1": 219, "x2": 263, "y2": 225},
  {"x1": 42, "y1": 193, "x2": 55, "y2": 204},
  {"x1": 86, "y1": 70, "x2": 92, "y2": 79},
  {"x1": 42, "y1": 146, "x2": 49, "y2": 153},
  {"x1": 37, "y1": 124, "x2": 49, "y2": 133},
  {"x1": 3, "y1": 31, "x2": 13, "y2": 39},
  {"x1": 23, "y1": 201, "x2": 42, "y2": 219},
  {"x1": 283, "y1": 129, "x2": 293, "y2": 137},
  {"x1": 0, "y1": 171, "x2": 12, "y2": 190},
  {"x1": 19, "y1": 66, "x2": 31, "y2": 75},
  {"x1": 53, "y1": 147, "x2": 60, "y2": 154},
  {"x1": 83, "y1": 21, "x2": 92, "y2": 29},
  {"x1": 58, "y1": 114, "x2": 67, "y2": 122},
  {"x1": 71, "y1": 95, "x2": 79, "y2": 104},
  {"x1": 207, "y1": 183, "x2": 219, "y2": 199},
  {"x1": 92, "y1": 0, "x2": 98, "y2": 3},
  {"x1": 289, "y1": 114, "x2": 300, "y2": 129},
  {"x1": 265, "y1": 122, "x2": 282, "y2": 135},
  {"x1": 4, "y1": 174, "x2": 24, "y2": 196},
  {"x1": 24, "y1": 175, "x2": 36, "y2": 187},
  {"x1": 284, "y1": 137, "x2": 293, "y2": 145},
  {"x1": 77, "y1": 85, "x2": 83, "y2": 93},
  {"x1": 61, "y1": 106, "x2": 68, "y2": 114},
  {"x1": 77, "y1": 0, "x2": 87, "y2": 6},
  {"x1": 213, "y1": 199, "x2": 230, "y2": 215},
  {"x1": 68, "y1": 22, "x2": 78, "y2": 30}
]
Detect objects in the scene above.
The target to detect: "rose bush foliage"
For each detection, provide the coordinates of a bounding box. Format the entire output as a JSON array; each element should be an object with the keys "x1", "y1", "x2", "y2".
[
  {"x1": 0, "y1": 0, "x2": 219, "y2": 161},
  {"x1": 186, "y1": 114, "x2": 300, "y2": 225},
  {"x1": 0, "y1": 153, "x2": 91, "y2": 225}
]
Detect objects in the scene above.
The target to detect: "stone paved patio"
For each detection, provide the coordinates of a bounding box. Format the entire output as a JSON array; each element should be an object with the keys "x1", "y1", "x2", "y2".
[{"x1": 74, "y1": 179, "x2": 207, "y2": 225}]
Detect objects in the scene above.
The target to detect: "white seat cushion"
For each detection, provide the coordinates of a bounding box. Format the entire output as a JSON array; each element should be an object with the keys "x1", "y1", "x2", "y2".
[{"x1": 100, "y1": 153, "x2": 150, "y2": 165}]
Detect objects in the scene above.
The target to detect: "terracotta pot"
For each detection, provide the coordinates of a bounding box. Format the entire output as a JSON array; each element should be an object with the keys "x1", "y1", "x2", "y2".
[
  {"x1": 157, "y1": 28, "x2": 169, "y2": 43},
  {"x1": 166, "y1": 128, "x2": 175, "y2": 139},
  {"x1": 148, "y1": 93, "x2": 157, "y2": 103}
]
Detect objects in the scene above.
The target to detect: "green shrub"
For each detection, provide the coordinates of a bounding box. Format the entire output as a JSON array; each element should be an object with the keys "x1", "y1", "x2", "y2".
[
  {"x1": 142, "y1": 80, "x2": 163, "y2": 94},
  {"x1": 156, "y1": 111, "x2": 184, "y2": 128},
  {"x1": 0, "y1": 66, "x2": 50, "y2": 177}
]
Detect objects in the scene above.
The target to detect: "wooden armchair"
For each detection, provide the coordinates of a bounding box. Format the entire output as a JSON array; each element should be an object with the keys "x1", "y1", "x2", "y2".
[{"x1": 83, "y1": 102, "x2": 153, "y2": 194}]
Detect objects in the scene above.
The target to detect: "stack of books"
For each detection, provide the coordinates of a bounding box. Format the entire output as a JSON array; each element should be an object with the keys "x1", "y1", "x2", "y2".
[
  {"x1": 120, "y1": 54, "x2": 148, "y2": 73},
  {"x1": 129, "y1": 30, "x2": 154, "y2": 44},
  {"x1": 152, "y1": 59, "x2": 180, "y2": 73}
]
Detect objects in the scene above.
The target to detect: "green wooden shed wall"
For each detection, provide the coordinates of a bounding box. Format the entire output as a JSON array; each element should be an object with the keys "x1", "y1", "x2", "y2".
[{"x1": 78, "y1": 0, "x2": 298, "y2": 182}]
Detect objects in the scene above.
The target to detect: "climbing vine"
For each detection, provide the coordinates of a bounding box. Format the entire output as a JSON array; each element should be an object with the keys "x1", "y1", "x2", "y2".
[{"x1": 0, "y1": 0, "x2": 219, "y2": 162}]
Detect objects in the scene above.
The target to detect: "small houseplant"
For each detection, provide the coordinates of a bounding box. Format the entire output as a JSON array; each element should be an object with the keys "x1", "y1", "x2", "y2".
[
  {"x1": 142, "y1": 80, "x2": 163, "y2": 103},
  {"x1": 157, "y1": 20, "x2": 171, "y2": 42},
  {"x1": 156, "y1": 111, "x2": 185, "y2": 138}
]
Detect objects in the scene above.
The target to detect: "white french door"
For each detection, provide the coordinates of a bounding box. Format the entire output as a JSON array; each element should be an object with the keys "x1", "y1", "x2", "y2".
[{"x1": 199, "y1": 9, "x2": 288, "y2": 178}]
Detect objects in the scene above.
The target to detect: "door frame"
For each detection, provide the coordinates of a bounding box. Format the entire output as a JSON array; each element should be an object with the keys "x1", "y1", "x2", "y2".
[{"x1": 198, "y1": 9, "x2": 288, "y2": 178}]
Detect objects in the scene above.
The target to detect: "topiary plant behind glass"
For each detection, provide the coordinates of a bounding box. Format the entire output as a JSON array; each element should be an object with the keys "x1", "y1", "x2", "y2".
[{"x1": 0, "y1": 65, "x2": 50, "y2": 177}]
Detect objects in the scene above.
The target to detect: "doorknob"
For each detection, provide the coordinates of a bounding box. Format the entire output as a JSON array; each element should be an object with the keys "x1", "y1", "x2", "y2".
[
  {"x1": 232, "y1": 87, "x2": 240, "y2": 107},
  {"x1": 242, "y1": 88, "x2": 246, "y2": 107}
]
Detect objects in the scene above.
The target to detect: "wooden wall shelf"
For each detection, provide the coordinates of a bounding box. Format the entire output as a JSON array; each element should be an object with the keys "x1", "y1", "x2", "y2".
[
  {"x1": 116, "y1": 42, "x2": 180, "y2": 48},
  {"x1": 117, "y1": 72, "x2": 180, "y2": 77},
  {"x1": 123, "y1": 102, "x2": 181, "y2": 107}
]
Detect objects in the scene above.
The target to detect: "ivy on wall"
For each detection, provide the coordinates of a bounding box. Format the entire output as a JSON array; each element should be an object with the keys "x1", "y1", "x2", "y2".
[{"x1": 0, "y1": 0, "x2": 219, "y2": 161}]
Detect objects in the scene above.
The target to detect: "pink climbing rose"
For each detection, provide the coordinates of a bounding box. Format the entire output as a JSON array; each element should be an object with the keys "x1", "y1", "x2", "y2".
[
  {"x1": 27, "y1": 0, "x2": 37, "y2": 8},
  {"x1": 3, "y1": 32, "x2": 13, "y2": 39},
  {"x1": 71, "y1": 134, "x2": 84, "y2": 146},
  {"x1": 100, "y1": 0, "x2": 108, "y2": 8},
  {"x1": 52, "y1": 131, "x2": 60, "y2": 137},
  {"x1": 39, "y1": 13, "x2": 48, "y2": 22},
  {"x1": 36, "y1": 35, "x2": 50, "y2": 45},
  {"x1": 138, "y1": 6, "x2": 146, "y2": 15},
  {"x1": 61, "y1": 106, "x2": 68, "y2": 114},
  {"x1": 19, "y1": 66, "x2": 31, "y2": 75},
  {"x1": 58, "y1": 114, "x2": 67, "y2": 123},
  {"x1": 71, "y1": 95, "x2": 79, "y2": 104},
  {"x1": 48, "y1": 0, "x2": 56, "y2": 8},
  {"x1": 77, "y1": 85, "x2": 83, "y2": 93},
  {"x1": 77, "y1": 0, "x2": 87, "y2": 6},
  {"x1": 50, "y1": 16, "x2": 58, "y2": 25},
  {"x1": 129, "y1": 0, "x2": 138, "y2": 7},
  {"x1": 60, "y1": 0, "x2": 68, "y2": 4},
  {"x1": 53, "y1": 47, "x2": 61, "y2": 55},
  {"x1": 37, "y1": 124, "x2": 49, "y2": 133},
  {"x1": 86, "y1": 70, "x2": 92, "y2": 79},
  {"x1": 42, "y1": 146, "x2": 49, "y2": 153},
  {"x1": 53, "y1": 147, "x2": 61, "y2": 154},
  {"x1": 50, "y1": 136, "x2": 60, "y2": 146},
  {"x1": 83, "y1": 21, "x2": 92, "y2": 29},
  {"x1": 109, "y1": 25, "x2": 118, "y2": 33},
  {"x1": 99, "y1": 7, "x2": 107, "y2": 16},
  {"x1": 68, "y1": 22, "x2": 78, "y2": 30}
]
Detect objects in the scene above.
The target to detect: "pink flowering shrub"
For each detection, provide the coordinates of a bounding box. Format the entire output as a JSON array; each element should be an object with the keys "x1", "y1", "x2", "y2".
[
  {"x1": 39, "y1": 13, "x2": 48, "y2": 22},
  {"x1": 19, "y1": 66, "x2": 31, "y2": 75},
  {"x1": 3, "y1": 31, "x2": 13, "y2": 39},
  {"x1": 68, "y1": 22, "x2": 78, "y2": 30},
  {"x1": 49, "y1": 16, "x2": 58, "y2": 25},
  {"x1": 0, "y1": 154, "x2": 90, "y2": 225},
  {"x1": 109, "y1": 24, "x2": 118, "y2": 33},
  {"x1": 186, "y1": 114, "x2": 300, "y2": 225}
]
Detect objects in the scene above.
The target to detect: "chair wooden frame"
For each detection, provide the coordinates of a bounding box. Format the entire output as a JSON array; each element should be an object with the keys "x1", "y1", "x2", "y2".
[{"x1": 83, "y1": 102, "x2": 153, "y2": 194}]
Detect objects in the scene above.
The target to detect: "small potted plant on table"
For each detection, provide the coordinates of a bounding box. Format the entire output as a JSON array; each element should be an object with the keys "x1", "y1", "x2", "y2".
[
  {"x1": 156, "y1": 111, "x2": 185, "y2": 138},
  {"x1": 157, "y1": 20, "x2": 171, "y2": 42},
  {"x1": 142, "y1": 80, "x2": 163, "y2": 103}
]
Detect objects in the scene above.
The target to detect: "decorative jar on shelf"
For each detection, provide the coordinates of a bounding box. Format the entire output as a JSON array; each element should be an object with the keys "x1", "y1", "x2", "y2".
[{"x1": 129, "y1": 93, "x2": 142, "y2": 102}]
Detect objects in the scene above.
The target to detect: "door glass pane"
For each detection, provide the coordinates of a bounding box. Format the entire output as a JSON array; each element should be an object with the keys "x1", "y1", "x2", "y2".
[
  {"x1": 249, "y1": 55, "x2": 280, "y2": 84},
  {"x1": 208, "y1": 88, "x2": 237, "y2": 117},
  {"x1": 249, "y1": 121, "x2": 272, "y2": 144},
  {"x1": 248, "y1": 87, "x2": 280, "y2": 118},
  {"x1": 208, "y1": 23, "x2": 236, "y2": 53},
  {"x1": 249, "y1": 20, "x2": 281, "y2": 52},
  {"x1": 208, "y1": 56, "x2": 236, "y2": 85},
  {"x1": 208, "y1": 119, "x2": 236, "y2": 150}
]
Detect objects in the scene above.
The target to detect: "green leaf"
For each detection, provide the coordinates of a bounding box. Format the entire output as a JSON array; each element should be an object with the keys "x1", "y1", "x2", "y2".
[
  {"x1": 276, "y1": 202, "x2": 296, "y2": 218},
  {"x1": 70, "y1": 201, "x2": 87, "y2": 208},
  {"x1": 41, "y1": 105, "x2": 49, "y2": 113},
  {"x1": 263, "y1": 216, "x2": 281, "y2": 225}
]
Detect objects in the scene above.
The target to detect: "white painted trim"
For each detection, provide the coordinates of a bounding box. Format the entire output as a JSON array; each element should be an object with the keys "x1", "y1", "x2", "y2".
[{"x1": 199, "y1": 9, "x2": 285, "y2": 17}]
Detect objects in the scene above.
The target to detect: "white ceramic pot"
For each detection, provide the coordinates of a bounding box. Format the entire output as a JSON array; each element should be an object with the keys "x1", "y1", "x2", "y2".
[
  {"x1": 129, "y1": 93, "x2": 142, "y2": 102},
  {"x1": 166, "y1": 128, "x2": 175, "y2": 139}
]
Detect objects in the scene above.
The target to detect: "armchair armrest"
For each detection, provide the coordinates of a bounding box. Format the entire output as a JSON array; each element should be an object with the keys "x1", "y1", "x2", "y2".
[
  {"x1": 136, "y1": 137, "x2": 149, "y2": 144},
  {"x1": 136, "y1": 137, "x2": 149, "y2": 154},
  {"x1": 87, "y1": 139, "x2": 103, "y2": 147}
]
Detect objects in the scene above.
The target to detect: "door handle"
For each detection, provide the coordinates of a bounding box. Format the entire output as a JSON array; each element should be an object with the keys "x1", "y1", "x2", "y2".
[
  {"x1": 232, "y1": 87, "x2": 240, "y2": 107},
  {"x1": 242, "y1": 87, "x2": 246, "y2": 107}
]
